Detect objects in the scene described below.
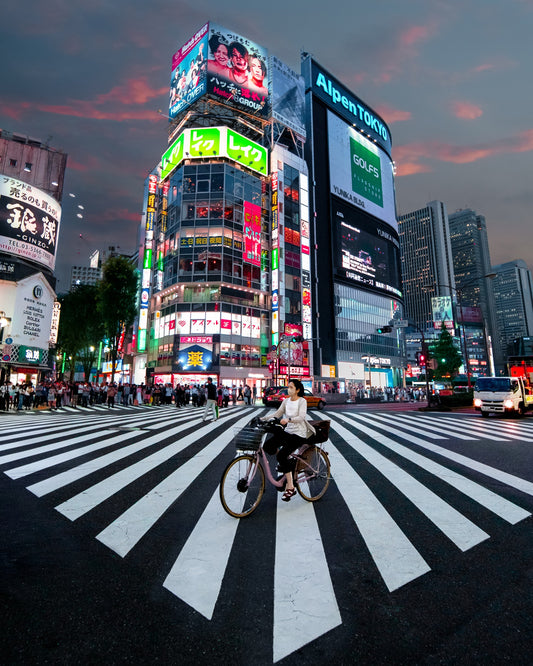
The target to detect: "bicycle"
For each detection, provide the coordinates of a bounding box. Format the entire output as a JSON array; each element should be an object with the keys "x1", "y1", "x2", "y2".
[{"x1": 219, "y1": 417, "x2": 331, "y2": 518}]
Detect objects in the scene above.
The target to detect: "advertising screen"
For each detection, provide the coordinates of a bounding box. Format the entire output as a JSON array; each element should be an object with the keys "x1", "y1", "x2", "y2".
[
  {"x1": 161, "y1": 126, "x2": 267, "y2": 180},
  {"x1": 0, "y1": 176, "x2": 61, "y2": 270},
  {"x1": 169, "y1": 23, "x2": 209, "y2": 119},
  {"x1": 328, "y1": 110, "x2": 397, "y2": 232},
  {"x1": 332, "y1": 196, "x2": 402, "y2": 298},
  {"x1": 243, "y1": 201, "x2": 261, "y2": 266},
  {"x1": 206, "y1": 23, "x2": 270, "y2": 118}
]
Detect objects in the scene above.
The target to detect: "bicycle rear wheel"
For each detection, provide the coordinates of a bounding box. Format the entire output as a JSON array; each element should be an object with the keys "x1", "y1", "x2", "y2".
[
  {"x1": 219, "y1": 454, "x2": 265, "y2": 518},
  {"x1": 295, "y1": 448, "x2": 330, "y2": 501}
]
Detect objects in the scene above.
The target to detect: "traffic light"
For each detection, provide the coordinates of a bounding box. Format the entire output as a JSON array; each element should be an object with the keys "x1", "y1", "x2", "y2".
[
  {"x1": 290, "y1": 335, "x2": 304, "y2": 342},
  {"x1": 376, "y1": 326, "x2": 392, "y2": 334},
  {"x1": 416, "y1": 351, "x2": 426, "y2": 366}
]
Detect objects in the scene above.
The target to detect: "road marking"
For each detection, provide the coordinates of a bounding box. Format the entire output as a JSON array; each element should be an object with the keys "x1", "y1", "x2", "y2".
[
  {"x1": 380, "y1": 413, "x2": 478, "y2": 440},
  {"x1": 273, "y1": 498, "x2": 342, "y2": 663},
  {"x1": 163, "y1": 489, "x2": 239, "y2": 620},
  {"x1": 94, "y1": 412, "x2": 254, "y2": 557},
  {"x1": 5, "y1": 431, "x2": 140, "y2": 479},
  {"x1": 330, "y1": 414, "x2": 489, "y2": 551},
  {"x1": 338, "y1": 414, "x2": 530, "y2": 524}
]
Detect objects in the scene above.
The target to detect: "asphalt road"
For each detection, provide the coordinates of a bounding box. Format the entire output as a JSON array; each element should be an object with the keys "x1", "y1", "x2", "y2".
[{"x1": 1, "y1": 403, "x2": 532, "y2": 665}]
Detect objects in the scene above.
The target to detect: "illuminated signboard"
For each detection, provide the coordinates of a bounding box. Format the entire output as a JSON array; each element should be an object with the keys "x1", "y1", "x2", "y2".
[
  {"x1": 161, "y1": 126, "x2": 267, "y2": 180},
  {"x1": 243, "y1": 201, "x2": 261, "y2": 266},
  {"x1": 310, "y1": 60, "x2": 391, "y2": 154},
  {"x1": 207, "y1": 23, "x2": 270, "y2": 118},
  {"x1": 432, "y1": 296, "x2": 454, "y2": 324},
  {"x1": 169, "y1": 23, "x2": 209, "y2": 119},
  {"x1": 0, "y1": 176, "x2": 61, "y2": 271},
  {"x1": 169, "y1": 23, "x2": 270, "y2": 120},
  {"x1": 18, "y1": 346, "x2": 42, "y2": 364},
  {"x1": 328, "y1": 111, "x2": 397, "y2": 232},
  {"x1": 333, "y1": 196, "x2": 402, "y2": 298}
]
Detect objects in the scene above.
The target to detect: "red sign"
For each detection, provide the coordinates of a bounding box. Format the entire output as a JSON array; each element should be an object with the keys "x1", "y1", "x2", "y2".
[{"x1": 243, "y1": 201, "x2": 261, "y2": 267}]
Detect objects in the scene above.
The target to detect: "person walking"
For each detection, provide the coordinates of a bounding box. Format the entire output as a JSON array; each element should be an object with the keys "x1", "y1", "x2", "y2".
[{"x1": 202, "y1": 377, "x2": 218, "y2": 421}]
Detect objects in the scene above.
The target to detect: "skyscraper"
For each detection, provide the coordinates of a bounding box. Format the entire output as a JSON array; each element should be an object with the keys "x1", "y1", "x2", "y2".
[
  {"x1": 448, "y1": 208, "x2": 501, "y2": 373},
  {"x1": 398, "y1": 201, "x2": 455, "y2": 331},
  {"x1": 492, "y1": 259, "x2": 533, "y2": 357}
]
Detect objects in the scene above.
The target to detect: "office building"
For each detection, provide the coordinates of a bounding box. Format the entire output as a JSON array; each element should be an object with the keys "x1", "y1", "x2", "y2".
[
  {"x1": 0, "y1": 130, "x2": 67, "y2": 383},
  {"x1": 492, "y1": 259, "x2": 533, "y2": 357},
  {"x1": 448, "y1": 208, "x2": 501, "y2": 373},
  {"x1": 302, "y1": 57, "x2": 404, "y2": 389}
]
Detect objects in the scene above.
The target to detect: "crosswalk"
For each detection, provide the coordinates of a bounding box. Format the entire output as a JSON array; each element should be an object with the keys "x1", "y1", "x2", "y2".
[{"x1": 2, "y1": 406, "x2": 532, "y2": 662}]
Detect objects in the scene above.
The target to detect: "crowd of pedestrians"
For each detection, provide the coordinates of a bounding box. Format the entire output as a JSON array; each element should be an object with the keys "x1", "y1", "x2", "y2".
[
  {"x1": 347, "y1": 384, "x2": 427, "y2": 402},
  {"x1": 0, "y1": 379, "x2": 258, "y2": 412}
]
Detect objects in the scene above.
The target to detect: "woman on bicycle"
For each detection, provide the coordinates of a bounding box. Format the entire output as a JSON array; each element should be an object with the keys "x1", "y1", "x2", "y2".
[{"x1": 261, "y1": 379, "x2": 315, "y2": 502}]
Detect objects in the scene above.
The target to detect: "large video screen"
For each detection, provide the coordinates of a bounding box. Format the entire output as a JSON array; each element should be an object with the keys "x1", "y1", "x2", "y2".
[
  {"x1": 332, "y1": 196, "x2": 402, "y2": 298},
  {"x1": 206, "y1": 23, "x2": 270, "y2": 118},
  {"x1": 169, "y1": 24, "x2": 209, "y2": 119},
  {"x1": 328, "y1": 110, "x2": 397, "y2": 232}
]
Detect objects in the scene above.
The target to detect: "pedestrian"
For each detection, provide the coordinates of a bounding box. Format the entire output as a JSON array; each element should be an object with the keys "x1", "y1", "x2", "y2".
[
  {"x1": 202, "y1": 377, "x2": 218, "y2": 421},
  {"x1": 107, "y1": 383, "x2": 117, "y2": 408}
]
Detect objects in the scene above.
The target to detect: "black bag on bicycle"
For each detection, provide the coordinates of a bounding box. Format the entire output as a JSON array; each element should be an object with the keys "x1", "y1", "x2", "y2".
[{"x1": 308, "y1": 420, "x2": 330, "y2": 443}]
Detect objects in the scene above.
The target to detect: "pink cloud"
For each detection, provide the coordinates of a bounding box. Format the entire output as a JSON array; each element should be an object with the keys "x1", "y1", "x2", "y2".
[
  {"x1": 375, "y1": 104, "x2": 412, "y2": 124},
  {"x1": 393, "y1": 127, "x2": 533, "y2": 175},
  {"x1": 451, "y1": 101, "x2": 483, "y2": 120}
]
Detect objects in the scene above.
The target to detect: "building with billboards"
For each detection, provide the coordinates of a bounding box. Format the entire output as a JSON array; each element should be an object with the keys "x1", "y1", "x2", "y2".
[
  {"x1": 302, "y1": 57, "x2": 405, "y2": 390},
  {"x1": 0, "y1": 131, "x2": 66, "y2": 383},
  {"x1": 135, "y1": 23, "x2": 286, "y2": 394}
]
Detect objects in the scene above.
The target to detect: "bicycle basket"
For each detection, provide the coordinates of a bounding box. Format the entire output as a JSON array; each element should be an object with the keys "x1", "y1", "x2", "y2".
[
  {"x1": 308, "y1": 420, "x2": 330, "y2": 443},
  {"x1": 234, "y1": 426, "x2": 264, "y2": 451}
]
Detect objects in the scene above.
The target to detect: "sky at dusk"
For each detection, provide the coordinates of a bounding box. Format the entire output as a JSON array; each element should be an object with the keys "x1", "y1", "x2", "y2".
[{"x1": 1, "y1": 0, "x2": 532, "y2": 292}]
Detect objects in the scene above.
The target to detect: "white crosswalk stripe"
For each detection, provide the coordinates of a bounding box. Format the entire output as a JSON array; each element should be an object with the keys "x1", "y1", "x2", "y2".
[{"x1": 1, "y1": 407, "x2": 532, "y2": 663}]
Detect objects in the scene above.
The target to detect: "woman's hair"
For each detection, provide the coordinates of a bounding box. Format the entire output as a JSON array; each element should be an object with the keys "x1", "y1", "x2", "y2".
[
  {"x1": 208, "y1": 34, "x2": 228, "y2": 55},
  {"x1": 290, "y1": 379, "x2": 304, "y2": 397}
]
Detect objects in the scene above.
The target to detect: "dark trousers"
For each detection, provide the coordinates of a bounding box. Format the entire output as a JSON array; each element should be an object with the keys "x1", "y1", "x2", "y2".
[{"x1": 276, "y1": 431, "x2": 307, "y2": 474}]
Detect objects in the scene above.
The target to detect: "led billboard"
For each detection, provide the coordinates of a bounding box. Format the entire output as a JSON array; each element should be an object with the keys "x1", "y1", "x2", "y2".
[
  {"x1": 333, "y1": 196, "x2": 402, "y2": 298},
  {"x1": 169, "y1": 24, "x2": 209, "y2": 119},
  {"x1": 206, "y1": 23, "x2": 270, "y2": 117},
  {"x1": 243, "y1": 201, "x2": 261, "y2": 266},
  {"x1": 328, "y1": 110, "x2": 397, "y2": 232},
  {"x1": 161, "y1": 126, "x2": 268, "y2": 180},
  {"x1": 169, "y1": 23, "x2": 270, "y2": 120},
  {"x1": 0, "y1": 176, "x2": 61, "y2": 270}
]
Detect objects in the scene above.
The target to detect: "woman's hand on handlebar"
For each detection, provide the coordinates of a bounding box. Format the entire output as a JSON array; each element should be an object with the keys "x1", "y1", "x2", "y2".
[{"x1": 280, "y1": 418, "x2": 289, "y2": 426}]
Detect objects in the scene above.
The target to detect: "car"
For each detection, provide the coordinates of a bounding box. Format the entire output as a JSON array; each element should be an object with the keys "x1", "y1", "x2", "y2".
[{"x1": 263, "y1": 387, "x2": 326, "y2": 410}]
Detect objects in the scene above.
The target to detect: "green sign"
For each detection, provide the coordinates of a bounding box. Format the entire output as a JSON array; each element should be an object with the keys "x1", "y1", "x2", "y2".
[
  {"x1": 188, "y1": 128, "x2": 220, "y2": 158},
  {"x1": 161, "y1": 133, "x2": 185, "y2": 180},
  {"x1": 350, "y1": 137, "x2": 383, "y2": 207},
  {"x1": 226, "y1": 129, "x2": 267, "y2": 175},
  {"x1": 143, "y1": 248, "x2": 152, "y2": 270},
  {"x1": 160, "y1": 127, "x2": 268, "y2": 180},
  {"x1": 19, "y1": 346, "x2": 41, "y2": 364}
]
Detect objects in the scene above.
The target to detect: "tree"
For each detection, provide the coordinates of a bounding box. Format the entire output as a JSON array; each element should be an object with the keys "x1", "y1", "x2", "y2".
[
  {"x1": 56, "y1": 285, "x2": 105, "y2": 381},
  {"x1": 430, "y1": 323, "x2": 463, "y2": 379},
  {"x1": 97, "y1": 256, "x2": 138, "y2": 383}
]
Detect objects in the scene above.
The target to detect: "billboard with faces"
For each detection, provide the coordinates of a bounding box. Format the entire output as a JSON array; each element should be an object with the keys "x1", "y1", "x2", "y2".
[{"x1": 170, "y1": 23, "x2": 270, "y2": 119}]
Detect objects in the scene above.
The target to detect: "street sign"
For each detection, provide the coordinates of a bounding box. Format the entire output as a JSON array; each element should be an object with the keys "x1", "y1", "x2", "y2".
[{"x1": 394, "y1": 320, "x2": 409, "y2": 328}]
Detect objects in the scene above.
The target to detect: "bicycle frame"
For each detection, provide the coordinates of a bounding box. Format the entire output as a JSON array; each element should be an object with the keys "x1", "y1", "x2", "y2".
[{"x1": 241, "y1": 435, "x2": 326, "y2": 490}]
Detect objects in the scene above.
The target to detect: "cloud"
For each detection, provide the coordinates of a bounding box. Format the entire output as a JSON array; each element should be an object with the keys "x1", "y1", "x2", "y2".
[
  {"x1": 393, "y1": 128, "x2": 533, "y2": 174},
  {"x1": 0, "y1": 77, "x2": 167, "y2": 123},
  {"x1": 375, "y1": 20, "x2": 439, "y2": 84},
  {"x1": 451, "y1": 101, "x2": 483, "y2": 120},
  {"x1": 375, "y1": 104, "x2": 412, "y2": 124}
]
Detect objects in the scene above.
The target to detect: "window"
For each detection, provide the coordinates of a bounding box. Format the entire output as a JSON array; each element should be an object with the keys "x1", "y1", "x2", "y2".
[
  {"x1": 9, "y1": 159, "x2": 17, "y2": 167},
  {"x1": 24, "y1": 162, "x2": 32, "y2": 172}
]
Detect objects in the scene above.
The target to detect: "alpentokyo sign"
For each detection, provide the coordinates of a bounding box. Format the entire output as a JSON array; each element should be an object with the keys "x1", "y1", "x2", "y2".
[{"x1": 161, "y1": 127, "x2": 268, "y2": 180}]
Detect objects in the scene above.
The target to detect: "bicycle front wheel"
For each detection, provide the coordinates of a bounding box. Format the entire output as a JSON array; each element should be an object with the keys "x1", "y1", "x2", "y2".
[
  {"x1": 219, "y1": 454, "x2": 265, "y2": 518},
  {"x1": 295, "y1": 448, "x2": 330, "y2": 501}
]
